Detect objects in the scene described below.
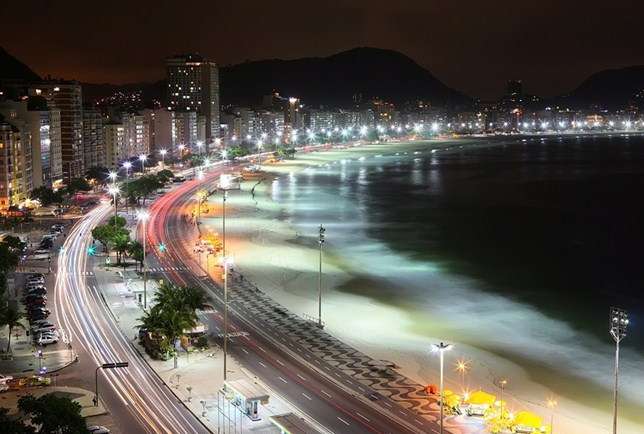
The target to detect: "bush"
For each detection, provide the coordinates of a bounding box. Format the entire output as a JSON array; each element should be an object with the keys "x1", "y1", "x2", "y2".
[{"x1": 194, "y1": 335, "x2": 209, "y2": 349}]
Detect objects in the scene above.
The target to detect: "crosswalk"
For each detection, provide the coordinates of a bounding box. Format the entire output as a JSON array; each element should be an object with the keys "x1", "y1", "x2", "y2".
[{"x1": 147, "y1": 266, "x2": 189, "y2": 273}]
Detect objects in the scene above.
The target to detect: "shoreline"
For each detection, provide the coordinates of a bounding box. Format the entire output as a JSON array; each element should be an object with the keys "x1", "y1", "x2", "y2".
[{"x1": 202, "y1": 137, "x2": 644, "y2": 434}]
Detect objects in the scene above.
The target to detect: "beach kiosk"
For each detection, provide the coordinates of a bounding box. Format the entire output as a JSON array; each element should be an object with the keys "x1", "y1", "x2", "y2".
[
  {"x1": 269, "y1": 413, "x2": 324, "y2": 434},
  {"x1": 465, "y1": 390, "x2": 496, "y2": 416},
  {"x1": 224, "y1": 379, "x2": 269, "y2": 421}
]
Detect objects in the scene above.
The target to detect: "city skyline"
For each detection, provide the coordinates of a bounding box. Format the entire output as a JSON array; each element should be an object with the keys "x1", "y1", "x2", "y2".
[{"x1": 2, "y1": 0, "x2": 643, "y2": 99}]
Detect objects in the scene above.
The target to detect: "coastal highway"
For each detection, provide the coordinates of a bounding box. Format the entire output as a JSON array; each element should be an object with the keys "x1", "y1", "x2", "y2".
[
  {"x1": 53, "y1": 204, "x2": 210, "y2": 434},
  {"x1": 145, "y1": 168, "x2": 441, "y2": 434}
]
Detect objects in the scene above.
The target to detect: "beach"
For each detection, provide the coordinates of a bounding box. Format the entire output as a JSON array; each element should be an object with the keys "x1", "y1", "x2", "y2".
[{"x1": 201, "y1": 136, "x2": 644, "y2": 434}]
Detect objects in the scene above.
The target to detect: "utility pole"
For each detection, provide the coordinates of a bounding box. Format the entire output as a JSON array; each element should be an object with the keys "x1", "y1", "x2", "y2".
[
  {"x1": 318, "y1": 224, "x2": 325, "y2": 328},
  {"x1": 610, "y1": 307, "x2": 629, "y2": 434}
]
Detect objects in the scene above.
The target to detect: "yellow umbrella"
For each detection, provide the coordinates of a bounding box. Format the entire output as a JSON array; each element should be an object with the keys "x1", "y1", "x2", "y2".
[
  {"x1": 444, "y1": 394, "x2": 461, "y2": 408},
  {"x1": 513, "y1": 411, "x2": 543, "y2": 429},
  {"x1": 466, "y1": 390, "x2": 496, "y2": 406}
]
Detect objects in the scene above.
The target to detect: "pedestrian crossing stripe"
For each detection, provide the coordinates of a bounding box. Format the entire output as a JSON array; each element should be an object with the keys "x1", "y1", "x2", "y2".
[{"x1": 148, "y1": 267, "x2": 188, "y2": 272}]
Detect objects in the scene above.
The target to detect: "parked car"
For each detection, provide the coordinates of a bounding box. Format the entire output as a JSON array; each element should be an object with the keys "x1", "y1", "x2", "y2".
[
  {"x1": 27, "y1": 276, "x2": 45, "y2": 282},
  {"x1": 31, "y1": 325, "x2": 56, "y2": 334},
  {"x1": 29, "y1": 273, "x2": 45, "y2": 279},
  {"x1": 36, "y1": 335, "x2": 58, "y2": 346},
  {"x1": 28, "y1": 307, "x2": 50, "y2": 316},
  {"x1": 88, "y1": 426, "x2": 110, "y2": 434},
  {"x1": 26, "y1": 288, "x2": 46, "y2": 295},
  {"x1": 26, "y1": 288, "x2": 47, "y2": 295},
  {"x1": 28, "y1": 311, "x2": 49, "y2": 321},
  {"x1": 26, "y1": 302, "x2": 47, "y2": 310},
  {"x1": 26, "y1": 284, "x2": 46, "y2": 291},
  {"x1": 0, "y1": 374, "x2": 13, "y2": 393},
  {"x1": 30, "y1": 320, "x2": 54, "y2": 329}
]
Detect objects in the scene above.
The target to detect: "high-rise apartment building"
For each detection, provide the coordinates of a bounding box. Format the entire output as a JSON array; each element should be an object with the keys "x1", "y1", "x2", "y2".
[
  {"x1": 171, "y1": 111, "x2": 198, "y2": 150},
  {"x1": 83, "y1": 107, "x2": 104, "y2": 170},
  {"x1": 143, "y1": 109, "x2": 172, "y2": 154},
  {"x1": 122, "y1": 112, "x2": 149, "y2": 158},
  {"x1": 29, "y1": 83, "x2": 84, "y2": 181},
  {"x1": 103, "y1": 122, "x2": 125, "y2": 169},
  {"x1": 0, "y1": 121, "x2": 32, "y2": 208},
  {"x1": 0, "y1": 97, "x2": 61, "y2": 189},
  {"x1": 166, "y1": 54, "x2": 219, "y2": 142}
]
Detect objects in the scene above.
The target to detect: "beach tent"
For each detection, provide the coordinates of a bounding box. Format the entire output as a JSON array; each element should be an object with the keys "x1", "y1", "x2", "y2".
[
  {"x1": 512, "y1": 411, "x2": 543, "y2": 431},
  {"x1": 466, "y1": 391, "x2": 496, "y2": 406}
]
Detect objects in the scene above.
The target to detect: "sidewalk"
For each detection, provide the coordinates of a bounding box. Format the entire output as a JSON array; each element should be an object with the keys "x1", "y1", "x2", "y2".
[{"x1": 91, "y1": 236, "x2": 303, "y2": 433}]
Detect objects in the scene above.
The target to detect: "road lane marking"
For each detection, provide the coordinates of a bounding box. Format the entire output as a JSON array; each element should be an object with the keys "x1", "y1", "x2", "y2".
[
  {"x1": 383, "y1": 402, "x2": 392, "y2": 408},
  {"x1": 346, "y1": 380, "x2": 354, "y2": 385},
  {"x1": 399, "y1": 411, "x2": 406, "y2": 416},
  {"x1": 337, "y1": 417, "x2": 350, "y2": 426},
  {"x1": 297, "y1": 374, "x2": 307, "y2": 381},
  {"x1": 278, "y1": 376, "x2": 288, "y2": 383},
  {"x1": 356, "y1": 412, "x2": 370, "y2": 422},
  {"x1": 357, "y1": 386, "x2": 365, "y2": 392},
  {"x1": 415, "y1": 420, "x2": 424, "y2": 426},
  {"x1": 276, "y1": 359, "x2": 285, "y2": 366},
  {"x1": 257, "y1": 345, "x2": 266, "y2": 352},
  {"x1": 258, "y1": 361, "x2": 267, "y2": 368},
  {"x1": 302, "y1": 392, "x2": 312, "y2": 400},
  {"x1": 240, "y1": 348, "x2": 249, "y2": 354},
  {"x1": 321, "y1": 390, "x2": 332, "y2": 398}
]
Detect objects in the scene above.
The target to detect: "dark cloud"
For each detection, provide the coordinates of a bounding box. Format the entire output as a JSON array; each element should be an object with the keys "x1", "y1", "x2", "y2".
[{"x1": 1, "y1": 0, "x2": 643, "y2": 99}]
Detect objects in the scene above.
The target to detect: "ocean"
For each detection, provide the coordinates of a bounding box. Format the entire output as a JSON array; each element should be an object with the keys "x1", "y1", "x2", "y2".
[{"x1": 267, "y1": 134, "x2": 644, "y2": 428}]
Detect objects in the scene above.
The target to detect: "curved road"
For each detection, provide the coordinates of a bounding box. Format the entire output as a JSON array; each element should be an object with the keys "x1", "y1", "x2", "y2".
[
  {"x1": 145, "y1": 169, "x2": 440, "y2": 434},
  {"x1": 53, "y1": 204, "x2": 209, "y2": 434}
]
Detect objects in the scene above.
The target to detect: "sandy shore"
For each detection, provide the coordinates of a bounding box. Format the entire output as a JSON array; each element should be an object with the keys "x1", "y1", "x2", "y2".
[{"x1": 201, "y1": 138, "x2": 644, "y2": 434}]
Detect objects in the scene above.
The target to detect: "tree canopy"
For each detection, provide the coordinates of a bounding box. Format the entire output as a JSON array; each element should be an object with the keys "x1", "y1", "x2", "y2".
[
  {"x1": 65, "y1": 177, "x2": 91, "y2": 195},
  {"x1": 18, "y1": 393, "x2": 87, "y2": 434},
  {"x1": 30, "y1": 186, "x2": 64, "y2": 206}
]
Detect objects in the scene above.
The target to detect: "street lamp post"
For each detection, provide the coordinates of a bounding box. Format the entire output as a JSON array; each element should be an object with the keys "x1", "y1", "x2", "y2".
[
  {"x1": 610, "y1": 307, "x2": 629, "y2": 434},
  {"x1": 160, "y1": 149, "x2": 167, "y2": 169},
  {"x1": 139, "y1": 154, "x2": 147, "y2": 175},
  {"x1": 123, "y1": 161, "x2": 132, "y2": 215},
  {"x1": 137, "y1": 210, "x2": 150, "y2": 309},
  {"x1": 431, "y1": 342, "x2": 453, "y2": 434},
  {"x1": 547, "y1": 398, "x2": 558, "y2": 434},
  {"x1": 318, "y1": 225, "x2": 325, "y2": 328},
  {"x1": 108, "y1": 185, "x2": 119, "y2": 226},
  {"x1": 108, "y1": 171, "x2": 117, "y2": 185},
  {"x1": 94, "y1": 362, "x2": 128, "y2": 406},
  {"x1": 221, "y1": 256, "x2": 233, "y2": 381},
  {"x1": 499, "y1": 379, "x2": 508, "y2": 424}
]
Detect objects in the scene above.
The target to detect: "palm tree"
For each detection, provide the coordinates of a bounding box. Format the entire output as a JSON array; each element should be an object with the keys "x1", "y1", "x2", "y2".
[
  {"x1": 112, "y1": 233, "x2": 130, "y2": 266},
  {"x1": 127, "y1": 241, "x2": 144, "y2": 271},
  {"x1": 159, "y1": 308, "x2": 197, "y2": 368},
  {"x1": 137, "y1": 281, "x2": 205, "y2": 367},
  {"x1": 1, "y1": 305, "x2": 25, "y2": 353}
]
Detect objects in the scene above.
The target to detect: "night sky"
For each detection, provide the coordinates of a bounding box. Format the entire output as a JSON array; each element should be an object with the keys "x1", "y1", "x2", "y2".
[{"x1": 2, "y1": 0, "x2": 643, "y2": 99}]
